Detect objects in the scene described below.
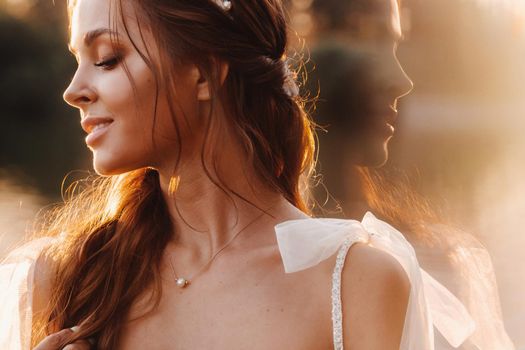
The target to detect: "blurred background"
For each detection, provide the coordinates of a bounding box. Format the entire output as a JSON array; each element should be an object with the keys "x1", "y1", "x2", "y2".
[
  {"x1": 285, "y1": 0, "x2": 525, "y2": 347},
  {"x1": 0, "y1": 0, "x2": 88, "y2": 254},
  {"x1": 0, "y1": 0, "x2": 523, "y2": 347}
]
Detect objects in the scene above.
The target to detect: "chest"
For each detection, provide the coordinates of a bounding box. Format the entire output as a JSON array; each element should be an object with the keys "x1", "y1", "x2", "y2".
[{"x1": 117, "y1": 253, "x2": 334, "y2": 350}]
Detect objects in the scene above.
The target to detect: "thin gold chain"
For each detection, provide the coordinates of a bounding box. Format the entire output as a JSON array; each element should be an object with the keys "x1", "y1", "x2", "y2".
[{"x1": 168, "y1": 209, "x2": 269, "y2": 286}]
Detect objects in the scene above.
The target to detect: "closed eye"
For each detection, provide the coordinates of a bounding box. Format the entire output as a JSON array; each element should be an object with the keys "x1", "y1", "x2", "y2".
[{"x1": 94, "y1": 56, "x2": 121, "y2": 70}]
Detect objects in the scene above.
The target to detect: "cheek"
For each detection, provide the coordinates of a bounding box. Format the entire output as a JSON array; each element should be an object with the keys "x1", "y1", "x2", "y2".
[
  {"x1": 100, "y1": 62, "x2": 158, "y2": 133},
  {"x1": 91, "y1": 62, "x2": 162, "y2": 171},
  {"x1": 153, "y1": 73, "x2": 201, "y2": 145},
  {"x1": 99, "y1": 73, "x2": 136, "y2": 111}
]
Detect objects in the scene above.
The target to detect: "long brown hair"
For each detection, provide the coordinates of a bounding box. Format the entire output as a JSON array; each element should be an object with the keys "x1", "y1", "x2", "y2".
[{"x1": 34, "y1": 0, "x2": 315, "y2": 348}]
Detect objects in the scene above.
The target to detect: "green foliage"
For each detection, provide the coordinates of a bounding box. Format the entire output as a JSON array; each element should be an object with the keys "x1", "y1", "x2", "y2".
[{"x1": 0, "y1": 1, "x2": 89, "y2": 197}]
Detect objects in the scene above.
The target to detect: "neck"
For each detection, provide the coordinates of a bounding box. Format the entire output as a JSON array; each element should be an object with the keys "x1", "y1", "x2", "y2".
[
  {"x1": 341, "y1": 165, "x2": 372, "y2": 220},
  {"x1": 156, "y1": 143, "x2": 306, "y2": 256},
  {"x1": 159, "y1": 170, "x2": 278, "y2": 248}
]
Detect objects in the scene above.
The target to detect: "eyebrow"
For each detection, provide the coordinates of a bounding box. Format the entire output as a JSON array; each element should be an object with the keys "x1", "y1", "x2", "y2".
[{"x1": 68, "y1": 28, "x2": 120, "y2": 54}]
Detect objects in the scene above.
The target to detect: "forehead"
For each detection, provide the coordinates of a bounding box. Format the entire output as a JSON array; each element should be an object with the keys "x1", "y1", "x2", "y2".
[
  {"x1": 389, "y1": 0, "x2": 402, "y2": 39},
  {"x1": 69, "y1": 0, "x2": 143, "y2": 50},
  {"x1": 70, "y1": 0, "x2": 111, "y2": 42},
  {"x1": 349, "y1": 0, "x2": 403, "y2": 41}
]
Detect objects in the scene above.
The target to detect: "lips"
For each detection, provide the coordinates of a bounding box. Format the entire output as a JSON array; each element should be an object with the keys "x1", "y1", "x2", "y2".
[
  {"x1": 384, "y1": 105, "x2": 398, "y2": 125},
  {"x1": 81, "y1": 116, "x2": 114, "y2": 147},
  {"x1": 81, "y1": 116, "x2": 114, "y2": 134},
  {"x1": 366, "y1": 104, "x2": 397, "y2": 138}
]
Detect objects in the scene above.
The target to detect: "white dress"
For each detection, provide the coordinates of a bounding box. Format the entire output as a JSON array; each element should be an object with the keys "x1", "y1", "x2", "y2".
[
  {"x1": 0, "y1": 212, "x2": 510, "y2": 349},
  {"x1": 0, "y1": 237, "x2": 55, "y2": 350},
  {"x1": 275, "y1": 212, "x2": 476, "y2": 350},
  {"x1": 414, "y1": 224, "x2": 516, "y2": 350}
]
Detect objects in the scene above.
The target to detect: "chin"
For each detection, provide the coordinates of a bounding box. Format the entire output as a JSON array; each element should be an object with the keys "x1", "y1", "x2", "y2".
[
  {"x1": 92, "y1": 153, "x2": 137, "y2": 176},
  {"x1": 357, "y1": 142, "x2": 390, "y2": 168},
  {"x1": 363, "y1": 153, "x2": 389, "y2": 168},
  {"x1": 93, "y1": 162, "x2": 120, "y2": 176}
]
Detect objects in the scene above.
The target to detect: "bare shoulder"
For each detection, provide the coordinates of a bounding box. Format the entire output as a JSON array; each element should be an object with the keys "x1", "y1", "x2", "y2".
[
  {"x1": 341, "y1": 243, "x2": 410, "y2": 350},
  {"x1": 343, "y1": 243, "x2": 410, "y2": 287}
]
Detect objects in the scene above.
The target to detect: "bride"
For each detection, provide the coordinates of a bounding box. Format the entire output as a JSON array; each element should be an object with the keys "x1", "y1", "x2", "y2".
[{"x1": 1, "y1": 0, "x2": 471, "y2": 349}]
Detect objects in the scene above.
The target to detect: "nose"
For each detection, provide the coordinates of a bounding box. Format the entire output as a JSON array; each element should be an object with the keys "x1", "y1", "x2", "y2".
[
  {"x1": 384, "y1": 53, "x2": 414, "y2": 103},
  {"x1": 63, "y1": 69, "x2": 97, "y2": 109},
  {"x1": 379, "y1": 52, "x2": 414, "y2": 108}
]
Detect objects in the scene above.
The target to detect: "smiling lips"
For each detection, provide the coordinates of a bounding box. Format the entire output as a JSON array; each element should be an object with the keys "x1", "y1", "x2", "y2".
[
  {"x1": 81, "y1": 116, "x2": 114, "y2": 133},
  {"x1": 81, "y1": 116, "x2": 114, "y2": 146}
]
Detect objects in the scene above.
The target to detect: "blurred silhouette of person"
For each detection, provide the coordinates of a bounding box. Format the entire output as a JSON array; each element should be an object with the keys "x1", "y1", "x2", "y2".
[{"x1": 308, "y1": 0, "x2": 516, "y2": 349}]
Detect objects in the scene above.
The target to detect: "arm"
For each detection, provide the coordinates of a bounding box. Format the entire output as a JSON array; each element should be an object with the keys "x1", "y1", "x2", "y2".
[{"x1": 341, "y1": 243, "x2": 410, "y2": 350}]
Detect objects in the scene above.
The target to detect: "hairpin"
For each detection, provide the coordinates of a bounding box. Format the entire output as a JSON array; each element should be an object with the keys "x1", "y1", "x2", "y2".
[{"x1": 214, "y1": 0, "x2": 232, "y2": 11}]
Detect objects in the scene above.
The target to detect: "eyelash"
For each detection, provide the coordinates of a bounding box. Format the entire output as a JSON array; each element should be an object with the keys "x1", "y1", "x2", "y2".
[{"x1": 94, "y1": 55, "x2": 122, "y2": 70}]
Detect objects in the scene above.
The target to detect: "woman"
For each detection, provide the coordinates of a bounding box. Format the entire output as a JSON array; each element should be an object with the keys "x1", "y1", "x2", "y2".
[
  {"x1": 1, "y1": 0, "x2": 421, "y2": 349},
  {"x1": 309, "y1": 0, "x2": 515, "y2": 348}
]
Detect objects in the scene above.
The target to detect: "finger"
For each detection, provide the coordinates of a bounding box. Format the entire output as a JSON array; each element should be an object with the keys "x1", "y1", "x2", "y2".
[
  {"x1": 62, "y1": 340, "x2": 92, "y2": 350},
  {"x1": 70, "y1": 326, "x2": 81, "y2": 333},
  {"x1": 33, "y1": 328, "x2": 73, "y2": 350}
]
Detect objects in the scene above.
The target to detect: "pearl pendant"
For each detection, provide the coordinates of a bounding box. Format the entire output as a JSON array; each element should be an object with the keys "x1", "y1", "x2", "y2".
[{"x1": 176, "y1": 277, "x2": 189, "y2": 288}]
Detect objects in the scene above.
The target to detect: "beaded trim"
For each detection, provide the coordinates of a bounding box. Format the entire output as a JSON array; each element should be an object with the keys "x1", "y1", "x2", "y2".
[{"x1": 331, "y1": 238, "x2": 353, "y2": 350}]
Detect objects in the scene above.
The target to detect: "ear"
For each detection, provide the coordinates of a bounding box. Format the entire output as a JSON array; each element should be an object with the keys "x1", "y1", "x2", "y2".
[
  {"x1": 195, "y1": 68, "x2": 211, "y2": 101},
  {"x1": 217, "y1": 60, "x2": 229, "y2": 85},
  {"x1": 194, "y1": 61, "x2": 230, "y2": 102}
]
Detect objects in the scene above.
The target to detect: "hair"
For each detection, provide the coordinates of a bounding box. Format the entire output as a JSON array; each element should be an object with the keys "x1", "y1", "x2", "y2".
[
  {"x1": 33, "y1": 0, "x2": 316, "y2": 348},
  {"x1": 357, "y1": 167, "x2": 441, "y2": 244}
]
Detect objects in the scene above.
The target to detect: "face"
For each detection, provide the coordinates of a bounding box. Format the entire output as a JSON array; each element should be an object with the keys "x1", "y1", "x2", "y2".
[
  {"x1": 63, "y1": 0, "x2": 202, "y2": 176},
  {"x1": 333, "y1": 0, "x2": 413, "y2": 167}
]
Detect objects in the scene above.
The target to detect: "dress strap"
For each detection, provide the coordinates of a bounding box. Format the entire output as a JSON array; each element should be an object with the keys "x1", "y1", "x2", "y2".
[
  {"x1": 275, "y1": 213, "x2": 475, "y2": 350},
  {"x1": 331, "y1": 238, "x2": 353, "y2": 350}
]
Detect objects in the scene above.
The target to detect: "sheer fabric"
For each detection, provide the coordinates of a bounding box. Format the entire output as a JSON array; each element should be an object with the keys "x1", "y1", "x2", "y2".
[
  {"x1": 275, "y1": 212, "x2": 476, "y2": 350},
  {"x1": 0, "y1": 237, "x2": 55, "y2": 350},
  {"x1": 415, "y1": 224, "x2": 515, "y2": 350}
]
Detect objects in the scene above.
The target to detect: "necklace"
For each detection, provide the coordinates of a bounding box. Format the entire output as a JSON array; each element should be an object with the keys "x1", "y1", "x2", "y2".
[{"x1": 168, "y1": 210, "x2": 268, "y2": 288}]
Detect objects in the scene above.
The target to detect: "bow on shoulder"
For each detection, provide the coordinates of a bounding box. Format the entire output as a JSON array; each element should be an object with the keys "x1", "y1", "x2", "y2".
[{"x1": 275, "y1": 212, "x2": 475, "y2": 349}]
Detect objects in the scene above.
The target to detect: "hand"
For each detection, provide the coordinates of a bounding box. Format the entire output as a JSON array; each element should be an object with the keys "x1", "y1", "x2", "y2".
[{"x1": 33, "y1": 328, "x2": 93, "y2": 350}]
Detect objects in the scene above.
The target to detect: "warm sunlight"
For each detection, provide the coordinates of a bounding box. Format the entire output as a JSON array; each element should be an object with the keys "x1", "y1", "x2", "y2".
[
  {"x1": 1, "y1": 0, "x2": 524, "y2": 348},
  {"x1": 1, "y1": 0, "x2": 33, "y2": 18}
]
